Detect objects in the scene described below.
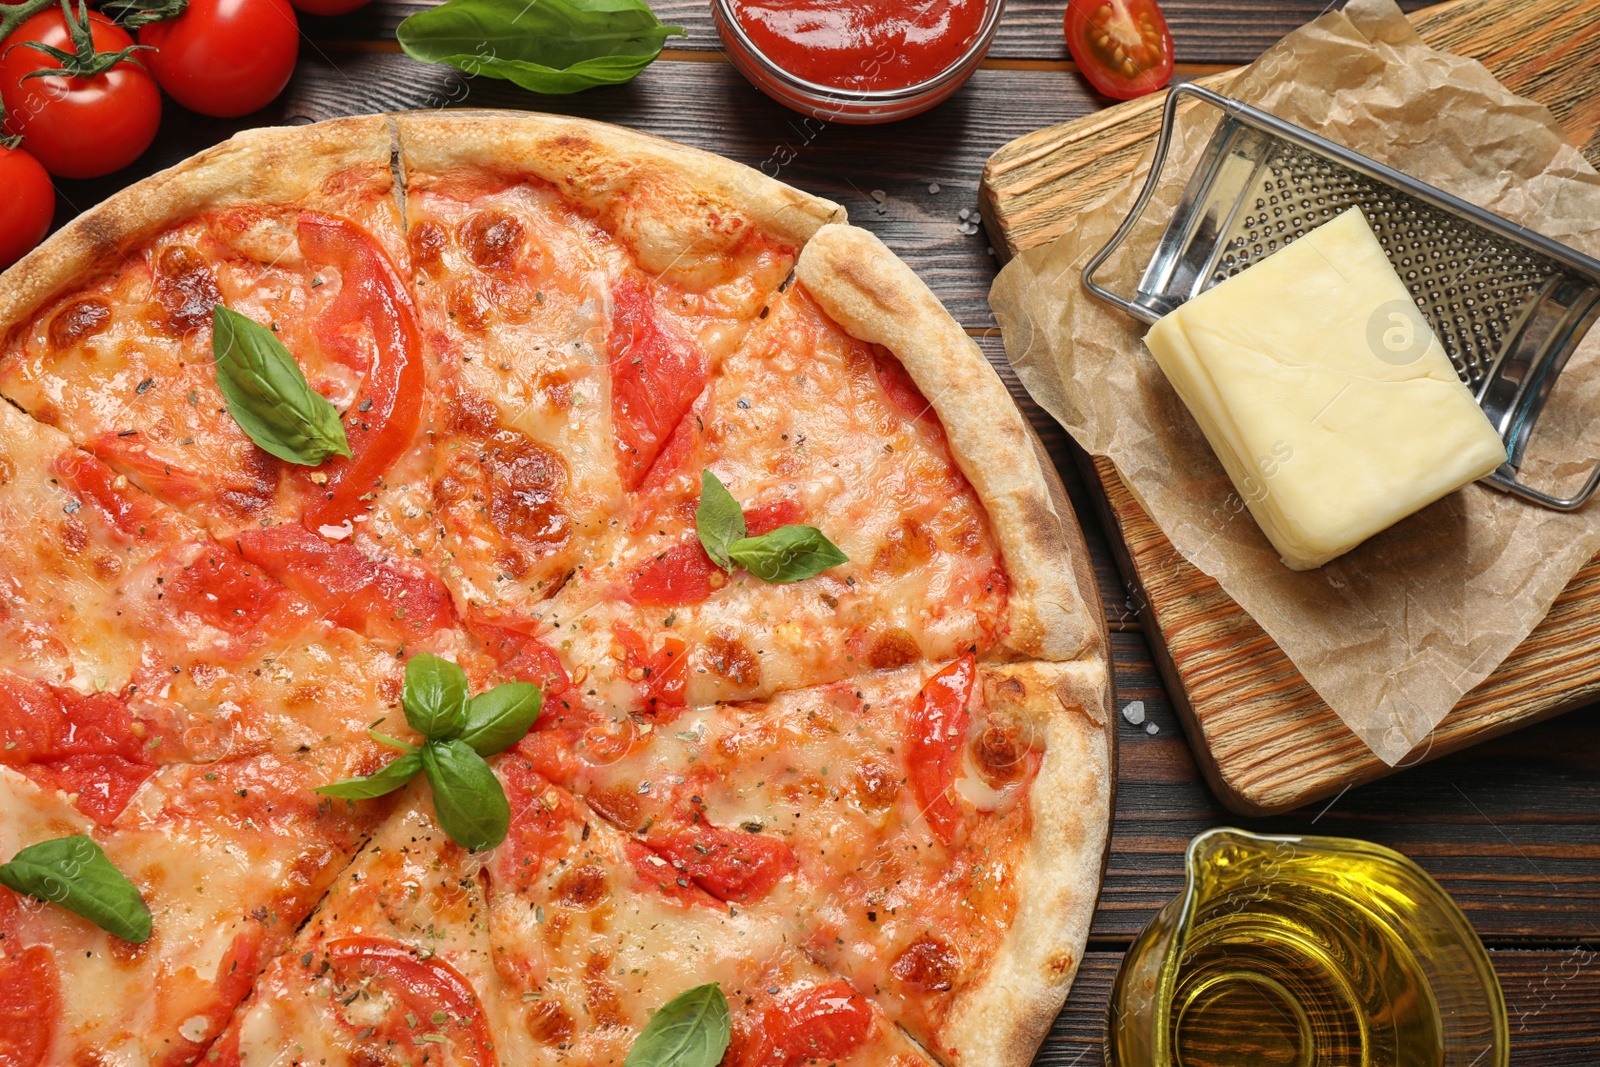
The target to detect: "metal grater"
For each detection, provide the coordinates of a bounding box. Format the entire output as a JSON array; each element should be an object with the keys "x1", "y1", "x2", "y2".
[{"x1": 1083, "y1": 83, "x2": 1600, "y2": 510}]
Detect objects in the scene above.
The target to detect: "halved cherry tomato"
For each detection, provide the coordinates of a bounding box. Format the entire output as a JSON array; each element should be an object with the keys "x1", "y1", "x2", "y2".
[
  {"x1": 1063, "y1": 0, "x2": 1175, "y2": 101},
  {"x1": 320, "y1": 937, "x2": 497, "y2": 1067},
  {"x1": 294, "y1": 212, "x2": 423, "y2": 530},
  {"x1": 0, "y1": 7, "x2": 161, "y2": 178},
  {"x1": 906, "y1": 653, "x2": 976, "y2": 846},
  {"x1": 139, "y1": 0, "x2": 299, "y2": 118},
  {"x1": 0, "y1": 941, "x2": 61, "y2": 1067},
  {"x1": 608, "y1": 274, "x2": 708, "y2": 491},
  {"x1": 235, "y1": 524, "x2": 455, "y2": 645},
  {"x1": 736, "y1": 982, "x2": 874, "y2": 1067},
  {"x1": 0, "y1": 143, "x2": 52, "y2": 269}
]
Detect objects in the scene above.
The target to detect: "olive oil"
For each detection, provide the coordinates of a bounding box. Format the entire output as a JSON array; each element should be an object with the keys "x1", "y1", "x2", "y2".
[{"x1": 1107, "y1": 830, "x2": 1507, "y2": 1067}]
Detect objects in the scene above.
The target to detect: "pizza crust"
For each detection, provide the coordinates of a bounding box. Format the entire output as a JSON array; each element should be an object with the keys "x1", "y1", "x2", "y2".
[
  {"x1": 392, "y1": 111, "x2": 845, "y2": 282},
  {"x1": 0, "y1": 116, "x2": 397, "y2": 341},
  {"x1": 942, "y1": 658, "x2": 1116, "y2": 1067},
  {"x1": 795, "y1": 224, "x2": 1105, "y2": 664}
]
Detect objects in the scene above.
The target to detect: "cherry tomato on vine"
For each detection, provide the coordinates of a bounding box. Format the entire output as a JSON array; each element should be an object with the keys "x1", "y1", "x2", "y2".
[
  {"x1": 285, "y1": 0, "x2": 372, "y2": 18},
  {"x1": 1063, "y1": 0, "x2": 1175, "y2": 101},
  {"x1": 139, "y1": 0, "x2": 300, "y2": 117},
  {"x1": 0, "y1": 4, "x2": 162, "y2": 178},
  {"x1": 0, "y1": 142, "x2": 54, "y2": 268}
]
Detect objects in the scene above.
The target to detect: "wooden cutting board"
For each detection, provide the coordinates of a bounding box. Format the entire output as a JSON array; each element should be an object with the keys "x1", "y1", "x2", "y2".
[{"x1": 979, "y1": 0, "x2": 1600, "y2": 816}]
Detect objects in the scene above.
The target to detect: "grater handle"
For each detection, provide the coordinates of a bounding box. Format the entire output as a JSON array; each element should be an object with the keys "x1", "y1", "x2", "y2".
[
  {"x1": 1483, "y1": 463, "x2": 1600, "y2": 511},
  {"x1": 1079, "y1": 83, "x2": 1200, "y2": 326}
]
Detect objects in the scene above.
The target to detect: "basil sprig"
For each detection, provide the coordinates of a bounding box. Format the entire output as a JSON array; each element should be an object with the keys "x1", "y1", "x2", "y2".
[
  {"x1": 317, "y1": 653, "x2": 542, "y2": 851},
  {"x1": 625, "y1": 983, "x2": 730, "y2": 1067},
  {"x1": 212, "y1": 304, "x2": 352, "y2": 466},
  {"x1": 0, "y1": 835, "x2": 152, "y2": 943},
  {"x1": 397, "y1": 0, "x2": 685, "y2": 95},
  {"x1": 695, "y1": 471, "x2": 848, "y2": 584}
]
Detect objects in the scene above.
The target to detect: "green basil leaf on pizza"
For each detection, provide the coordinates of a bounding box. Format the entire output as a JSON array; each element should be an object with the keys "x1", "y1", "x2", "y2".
[
  {"x1": 695, "y1": 470, "x2": 746, "y2": 573},
  {"x1": 695, "y1": 470, "x2": 847, "y2": 584},
  {"x1": 0, "y1": 835, "x2": 152, "y2": 943},
  {"x1": 459, "y1": 682, "x2": 543, "y2": 757},
  {"x1": 211, "y1": 304, "x2": 352, "y2": 467},
  {"x1": 315, "y1": 752, "x2": 424, "y2": 799},
  {"x1": 625, "y1": 982, "x2": 731, "y2": 1067},
  {"x1": 421, "y1": 738, "x2": 511, "y2": 852},
  {"x1": 402, "y1": 652, "x2": 471, "y2": 741}
]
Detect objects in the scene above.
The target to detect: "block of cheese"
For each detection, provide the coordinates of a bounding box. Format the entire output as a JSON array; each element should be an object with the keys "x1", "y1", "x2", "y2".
[{"x1": 1144, "y1": 207, "x2": 1507, "y2": 570}]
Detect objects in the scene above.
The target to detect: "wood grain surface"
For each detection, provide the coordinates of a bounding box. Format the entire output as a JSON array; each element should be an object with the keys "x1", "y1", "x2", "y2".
[
  {"x1": 26, "y1": 0, "x2": 1600, "y2": 1060},
  {"x1": 979, "y1": 0, "x2": 1600, "y2": 817}
]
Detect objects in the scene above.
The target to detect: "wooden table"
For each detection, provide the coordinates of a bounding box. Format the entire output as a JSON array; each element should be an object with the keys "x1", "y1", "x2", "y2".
[{"x1": 43, "y1": 1, "x2": 1600, "y2": 1061}]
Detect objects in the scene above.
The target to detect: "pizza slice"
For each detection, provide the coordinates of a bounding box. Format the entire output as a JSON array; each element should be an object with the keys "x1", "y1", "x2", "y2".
[
  {"x1": 383, "y1": 113, "x2": 843, "y2": 642},
  {"x1": 217, "y1": 768, "x2": 940, "y2": 1067},
  {"x1": 0, "y1": 737, "x2": 393, "y2": 1066},
  {"x1": 521, "y1": 224, "x2": 1097, "y2": 716},
  {"x1": 0, "y1": 402, "x2": 406, "y2": 791},
  {"x1": 0, "y1": 119, "x2": 464, "y2": 656},
  {"x1": 512, "y1": 656, "x2": 1113, "y2": 1064}
]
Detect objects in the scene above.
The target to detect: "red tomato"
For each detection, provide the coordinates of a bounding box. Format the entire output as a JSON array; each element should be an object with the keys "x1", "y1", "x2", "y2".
[
  {"x1": 321, "y1": 937, "x2": 497, "y2": 1067},
  {"x1": 627, "y1": 538, "x2": 720, "y2": 607},
  {"x1": 906, "y1": 653, "x2": 977, "y2": 846},
  {"x1": 612, "y1": 623, "x2": 689, "y2": 716},
  {"x1": 295, "y1": 212, "x2": 424, "y2": 530},
  {"x1": 0, "y1": 669, "x2": 156, "y2": 826},
  {"x1": 738, "y1": 982, "x2": 874, "y2": 1067},
  {"x1": 0, "y1": 8, "x2": 161, "y2": 178},
  {"x1": 51, "y1": 449, "x2": 168, "y2": 544},
  {"x1": 0, "y1": 143, "x2": 52, "y2": 269},
  {"x1": 608, "y1": 274, "x2": 708, "y2": 491},
  {"x1": 1063, "y1": 0, "x2": 1175, "y2": 101},
  {"x1": 625, "y1": 839, "x2": 707, "y2": 907},
  {"x1": 286, "y1": 0, "x2": 371, "y2": 15},
  {"x1": 150, "y1": 928, "x2": 263, "y2": 1067},
  {"x1": 235, "y1": 524, "x2": 455, "y2": 645},
  {"x1": 467, "y1": 615, "x2": 571, "y2": 693},
  {"x1": 139, "y1": 0, "x2": 299, "y2": 118},
  {"x1": 648, "y1": 818, "x2": 797, "y2": 903},
  {"x1": 0, "y1": 942, "x2": 61, "y2": 1067}
]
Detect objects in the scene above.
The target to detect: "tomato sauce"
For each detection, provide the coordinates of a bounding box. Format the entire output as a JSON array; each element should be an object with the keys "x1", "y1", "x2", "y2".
[{"x1": 726, "y1": 0, "x2": 989, "y2": 91}]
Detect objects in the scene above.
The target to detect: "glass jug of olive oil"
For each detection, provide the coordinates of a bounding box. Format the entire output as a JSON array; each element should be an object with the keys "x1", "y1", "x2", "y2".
[{"x1": 1107, "y1": 829, "x2": 1508, "y2": 1067}]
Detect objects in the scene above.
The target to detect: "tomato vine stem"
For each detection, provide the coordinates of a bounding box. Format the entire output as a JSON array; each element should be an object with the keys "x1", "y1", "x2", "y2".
[{"x1": 0, "y1": 0, "x2": 59, "y2": 43}]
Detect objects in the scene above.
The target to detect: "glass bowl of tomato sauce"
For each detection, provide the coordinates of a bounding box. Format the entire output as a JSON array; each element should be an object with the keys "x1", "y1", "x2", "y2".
[{"x1": 713, "y1": 0, "x2": 1005, "y2": 123}]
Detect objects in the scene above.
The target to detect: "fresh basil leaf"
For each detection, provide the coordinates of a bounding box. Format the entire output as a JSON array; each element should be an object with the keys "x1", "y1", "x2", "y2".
[
  {"x1": 0, "y1": 835, "x2": 151, "y2": 943},
  {"x1": 211, "y1": 305, "x2": 351, "y2": 467},
  {"x1": 625, "y1": 983, "x2": 730, "y2": 1067},
  {"x1": 421, "y1": 739, "x2": 511, "y2": 851},
  {"x1": 695, "y1": 470, "x2": 746, "y2": 574},
  {"x1": 403, "y1": 653, "x2": 470, "y2": 741},
  {"x1": 728, "y1": 526, "x2": 848, "y2": 584},
  {"x1": 315, "y1": 752, "x2": 423, "y2": 799},
  {"x1": 397, "y1": 0, "x2": 685, "y2": 95},
  {"x1": 459, "y1": 682, "x2": 542, "y2": 757}
]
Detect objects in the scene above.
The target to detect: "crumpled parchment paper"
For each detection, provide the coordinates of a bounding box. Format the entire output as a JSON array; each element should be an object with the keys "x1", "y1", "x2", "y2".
[{"x1": 990, "y1": 0, "x2": 1600, "y2": 764}]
